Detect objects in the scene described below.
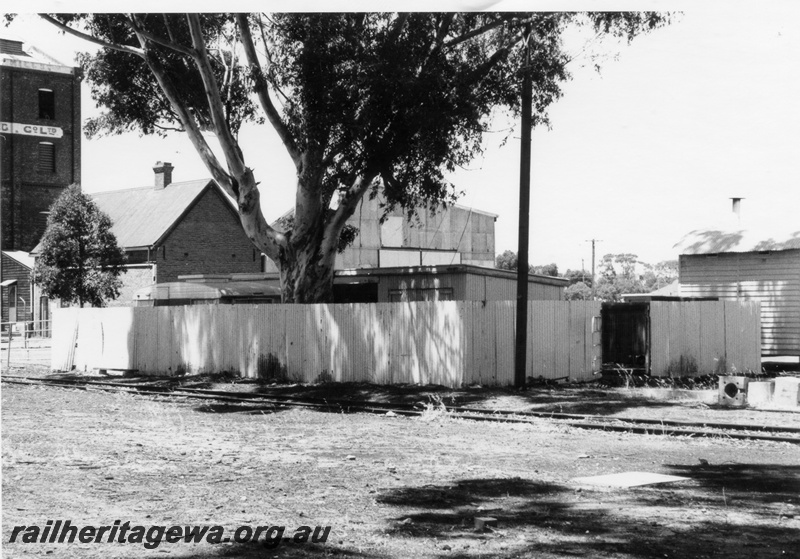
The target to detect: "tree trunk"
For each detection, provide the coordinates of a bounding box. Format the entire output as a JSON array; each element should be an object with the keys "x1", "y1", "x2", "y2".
[{"x1": 278, "y1": 244, "x2": 336, "y2": 303}]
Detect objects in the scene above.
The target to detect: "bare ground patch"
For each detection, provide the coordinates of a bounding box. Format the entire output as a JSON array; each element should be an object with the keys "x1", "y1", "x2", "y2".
[{"x1": 2, "y1": 377, "x2": 799, "y2": 558}]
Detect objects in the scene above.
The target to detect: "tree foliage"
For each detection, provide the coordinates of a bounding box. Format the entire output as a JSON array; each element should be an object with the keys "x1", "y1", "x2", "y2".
[
  {"x1": 36, "y1": 12, "x2": 668, "y2": 302},
  {"x1": 564, "y1": 281, "x2": 592, "y2": 301},
  {"x1": 563, "y1": 268, "x2": 592, "y2": 287},
  {"x1": 592, "y1": 253, "x2": 678, "y2": 302},
  {"x1": 531, "y1": 263, "x2": 559, "y2": 277},
  {"x1": 494, "y1": 250, "x2": 558, "y2": 276},
  {"x1": 495, "y1": 249, "x2": 520, "y2": 271},
  {"x1": 33, "y1": 185, "x2": 126, "y2": 307}
]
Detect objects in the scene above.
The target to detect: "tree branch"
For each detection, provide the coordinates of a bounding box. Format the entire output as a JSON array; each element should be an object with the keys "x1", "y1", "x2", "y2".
[
  {"x1": 38, "y1": 14, "x2": 145, "y2": 57},
  {"x1": 386, "y1": 13, "x2": 408, "y2": 45},
  {"x1": 466, "y1": 30, "x2": 526, "y2": 84},
  {"x1": 236, "y1": 13, "x2": 302, "y2": 169},
  {"x1": 185, "y1": 14, "x2": 247, "y2": 182},
  {"x1": 127, "y1": 15, "x2": 196, "y2": 57},
  {"x1": 321, "y1": 171, "x2": 378, "y2": 256},
  {"x1": 131, "y1": 28, "x2": 233, "y2": 196},
  {"x1": 162, "y1": 14, "x2": 177, "y2": 43},
  {"x1": 442, "y1": 15, "x2": 513, "y2": 50}
]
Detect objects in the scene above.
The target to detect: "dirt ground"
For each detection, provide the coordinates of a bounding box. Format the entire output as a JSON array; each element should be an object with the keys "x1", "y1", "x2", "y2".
[{"x1": 2, "y1": 371, "x2": 799, "y2": 559}]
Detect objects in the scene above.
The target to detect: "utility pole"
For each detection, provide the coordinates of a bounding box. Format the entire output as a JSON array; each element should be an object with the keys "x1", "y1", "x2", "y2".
[
  {"x1": 586, "y1": 239, "x2": 601, "y2": 300},
  {"x1": 514, "y1": 25, "x2": 532, "y2": 389}
]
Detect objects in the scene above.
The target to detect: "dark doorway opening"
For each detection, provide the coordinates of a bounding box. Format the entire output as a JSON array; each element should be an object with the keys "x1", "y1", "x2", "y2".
[
  {"x1": 334, "y1": 282, "x2": 379, "y2": 304},
  {"x1": 601, "y1": 302, "x2": 650, "y2": 374}
]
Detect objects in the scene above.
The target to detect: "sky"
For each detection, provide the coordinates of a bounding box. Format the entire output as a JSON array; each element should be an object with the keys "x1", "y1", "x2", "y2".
[{"x1": 4, "y1": 2, "x2": 800, "y2": 273}]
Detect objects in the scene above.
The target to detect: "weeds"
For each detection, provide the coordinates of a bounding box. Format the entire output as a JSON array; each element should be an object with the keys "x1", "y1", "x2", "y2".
[
  {"x1": 257, "y1": 353, "x2": 288, "y2": 382},
  {"x1": 418, "y1": 394, "x2": 451, "y2": 422}
]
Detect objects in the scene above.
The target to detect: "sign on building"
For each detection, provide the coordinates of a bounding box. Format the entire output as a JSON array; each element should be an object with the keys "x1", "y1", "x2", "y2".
[{"x1": 0, "y1": 121, "x2": 63, "y2": 138}]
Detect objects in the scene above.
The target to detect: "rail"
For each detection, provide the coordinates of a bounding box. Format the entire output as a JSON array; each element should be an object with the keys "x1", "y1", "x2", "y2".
[{"x1": 2, "y1": 375, "x2": 799, "y2": 444}]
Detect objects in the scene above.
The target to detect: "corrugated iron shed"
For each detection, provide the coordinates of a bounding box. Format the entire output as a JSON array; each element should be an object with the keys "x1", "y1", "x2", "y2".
[{"x1": 675, "y1": 227, "x2": 800, "y2": 255}]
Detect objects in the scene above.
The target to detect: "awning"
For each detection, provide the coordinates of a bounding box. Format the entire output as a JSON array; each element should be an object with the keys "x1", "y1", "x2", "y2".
[
  {"x1": 1, "y1": 279, "x2": 18, "y2": 287},
  {"x1": 134, "y1": 280, "x2": 281, "y2": 301}
]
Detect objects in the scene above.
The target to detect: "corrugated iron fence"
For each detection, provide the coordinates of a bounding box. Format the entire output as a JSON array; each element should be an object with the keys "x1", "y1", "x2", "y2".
[
  {"x1": 649, "y1": 301, "x2": 761, "y2": 377},
  {"x1": 50, "y1": 300, "x2": 760, "y2": 386},
  {"x1": 51, "y1": 301, "x2": 601, "y2": 386}
]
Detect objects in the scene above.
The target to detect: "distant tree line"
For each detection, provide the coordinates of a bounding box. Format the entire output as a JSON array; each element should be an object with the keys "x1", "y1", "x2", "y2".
[{"x1": 495, "y1": 250, "x2": 678, "y2": 302}]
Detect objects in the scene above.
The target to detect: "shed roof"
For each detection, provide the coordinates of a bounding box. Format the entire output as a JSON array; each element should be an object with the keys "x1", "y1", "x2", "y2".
[
  {"x1": 133, "y1": 280, "x2": 281, "y2": 302},
  {"x1": 90, "y1": 179, "x2": 216, "y2": 249},
  {"x1": 336, "y1": 264, "x2": 569, "y2": 287},
  {"x1": 674, "y1": 227, "x2": 800, "y2": 255},
  {"x1": 2, "y1": 250, "x2": 35, "y2": 269}
]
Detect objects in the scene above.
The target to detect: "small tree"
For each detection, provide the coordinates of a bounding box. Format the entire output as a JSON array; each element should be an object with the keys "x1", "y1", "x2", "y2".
[
  {"x1": 564, "y1": 281, "x2": 592, "y2": 301},
  {"x1": 33, "y1": 185, "x2": 126, "y2": 307},
  {"x1": 495, "y1": 250, "x2": 520, "y2": 271}
]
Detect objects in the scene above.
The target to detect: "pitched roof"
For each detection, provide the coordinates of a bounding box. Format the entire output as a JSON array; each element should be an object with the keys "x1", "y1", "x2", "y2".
[
  {"x1": 90, "y1": 179, "x2": 216, "y2": 249},
  {"x1": 0, "y1": 34, "x2": 74, "y2": 74},
  {"x1": 674, "y1": 227, "x2": 800, "y2": 255},
  {"x1": 2, "y1": 250, "x2": 35, "y2": 269}
]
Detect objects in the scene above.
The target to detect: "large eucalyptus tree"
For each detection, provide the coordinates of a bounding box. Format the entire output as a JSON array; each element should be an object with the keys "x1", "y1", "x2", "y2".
[{"x1": 38, "y1": 12, "x2": 667, "y2": 302}]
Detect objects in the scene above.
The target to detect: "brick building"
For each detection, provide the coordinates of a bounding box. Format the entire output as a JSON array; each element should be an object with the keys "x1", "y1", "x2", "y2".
[
  {"x1": 31, "y1": 162, "x2": 264, "y2": 315},
  {"x1": 0, "y1": 34, "x2": 81, "y2": 252},
  {"x1": 74, "y1": 163, "x2": 264, "y2": 308},
  {"x1": 1, "y1": 35, "x2": 81, "y2": 328}
]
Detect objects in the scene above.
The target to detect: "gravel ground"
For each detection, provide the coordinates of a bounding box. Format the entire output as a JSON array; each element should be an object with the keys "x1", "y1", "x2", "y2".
[{"x1": 2, "y1": 375, "x2": 799, "y2": 559}]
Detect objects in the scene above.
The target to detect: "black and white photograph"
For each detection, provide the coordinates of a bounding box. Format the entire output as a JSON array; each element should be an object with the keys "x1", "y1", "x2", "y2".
[{"x1": 1, "y1": 2, "x2": 799, "y2": 557}]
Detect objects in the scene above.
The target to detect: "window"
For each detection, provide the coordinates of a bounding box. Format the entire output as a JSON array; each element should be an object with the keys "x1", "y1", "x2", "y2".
[
  {"x1": 380, "y1": 216, "x2": 404, "y2": 247},
  {"x1": 0, "y1": 39, "x2": 25, "y2": 56},
  {"x1": 8, "y1": 284, "x2": 17, "y2": 322},
  {"x1": 388, "y1": 287, "x2": 454, "y2": 302},
  {"x1": 38, "y1": 142, "x2": 55, "y2": 173},
  {"x1": 125, "y1": 250, "x2": 149, "y2": 264},
  {"x1": 38, "y1": 89, "x2": 55, "y2": 119}
]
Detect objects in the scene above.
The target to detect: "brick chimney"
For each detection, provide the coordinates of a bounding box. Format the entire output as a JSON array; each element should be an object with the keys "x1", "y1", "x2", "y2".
[
  {"x1": 153, "y1": 161, "x2": 174, "y2": 189},
  {"x1": 730, "y1": 197, "x2": 743, "y2": 223}
]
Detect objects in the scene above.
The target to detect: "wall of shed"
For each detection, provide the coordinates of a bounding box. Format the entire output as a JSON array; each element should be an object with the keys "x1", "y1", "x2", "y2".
[
  {"x1": 52, "y1": 301, "x2": 602, "y2": 386},
  {"x1": 679, "y1": 250, "x2": 800, "y2": 355},
  {"x1": 374, "y1": 272, "x2": 565, "y2": 302},
  {"x1": 333, "y1": 195, "x2": 496, "y2": 270},
  {"x1": 465, "y1": 274, "x2": 565, "y2": 302},
  {"x1": 1, "y1": 253, "x2": 33, "y2": 323}
]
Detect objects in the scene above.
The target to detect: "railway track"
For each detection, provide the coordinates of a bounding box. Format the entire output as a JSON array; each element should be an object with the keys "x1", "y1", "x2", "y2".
[{"x1": 4, "y1": 374, "x2": 800, "y2": 444}]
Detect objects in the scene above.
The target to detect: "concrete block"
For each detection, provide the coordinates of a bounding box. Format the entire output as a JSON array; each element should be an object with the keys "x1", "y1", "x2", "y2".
[
  {"x1": 773, "y1": 377, "x2": 800, "y2": 407},
  {"x1": 718, "y1": 376, "x2": 748, "y2": 407},
  {"x1": 746, "y1": 381, "x2": 775, "y2": 406},
  {"x1": 474, "y1": 517, "x2": 497, "y2": 532}
]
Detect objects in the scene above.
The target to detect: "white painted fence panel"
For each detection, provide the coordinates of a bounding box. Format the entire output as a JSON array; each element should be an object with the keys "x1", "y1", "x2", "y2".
[
  {"x1": 50, "y1": 300, "x2": 757, "y2": 386},
  {"x1": 649, "y1": 301, "x2": 761, "y2": 376}
]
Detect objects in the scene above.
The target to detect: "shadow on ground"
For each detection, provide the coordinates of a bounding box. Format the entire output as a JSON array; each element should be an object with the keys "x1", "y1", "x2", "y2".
[
  {"x1": 37, "y1": 370, "x2": 725, "y2": 418},
  {"x1": 157, "y1": 466, "x2": 798, "y2": 558},
  {"x1": 370, "y1": 466, "x2": 799, "y2": 559}
]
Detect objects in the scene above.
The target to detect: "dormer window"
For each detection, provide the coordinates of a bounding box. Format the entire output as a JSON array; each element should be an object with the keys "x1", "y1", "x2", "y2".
[{"x1": 38, "y1": 89, "x2": 55, "y2": 120}]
